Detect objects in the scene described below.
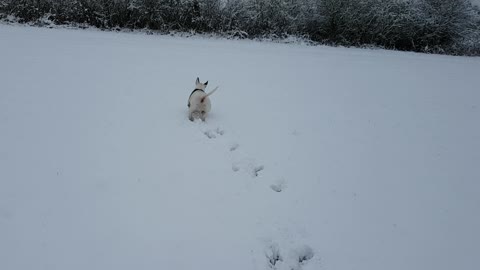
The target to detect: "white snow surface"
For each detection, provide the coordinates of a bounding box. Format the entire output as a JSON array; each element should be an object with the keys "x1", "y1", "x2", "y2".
[{"x1": 1, "y1": 24, "x2": 479, "y2": 270}]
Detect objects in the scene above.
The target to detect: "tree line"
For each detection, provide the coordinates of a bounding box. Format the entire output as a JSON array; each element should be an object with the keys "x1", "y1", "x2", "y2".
[{"x1": 1, "y1": 0, "x2": 479, "y2": 55}]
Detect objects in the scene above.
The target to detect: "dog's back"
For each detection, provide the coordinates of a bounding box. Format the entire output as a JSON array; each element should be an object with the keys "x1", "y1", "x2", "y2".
[
  {"x1": 187, "y1": 78, "x2": 217, "y2": 121},
  {"x1": 189, "y1": 91, "x2": 211, "y2": 113}
]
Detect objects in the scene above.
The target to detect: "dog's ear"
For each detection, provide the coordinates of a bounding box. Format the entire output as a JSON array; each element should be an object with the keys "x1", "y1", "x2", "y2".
[
  {"x1": 205, "y1": 81, "x2": 208, "y2": 86},
  {"x1": 196, "y1": 77, "x2": 200, "y2": 84}
]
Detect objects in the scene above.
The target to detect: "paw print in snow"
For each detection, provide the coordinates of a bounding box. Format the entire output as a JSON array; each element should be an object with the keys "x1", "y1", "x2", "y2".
[
  {"x1": 265, "y1": 244, "x2": 283, "y2": 269},
  {"x1": 231, "y1": 160, "x2": 264, "y2": 178},
  {"x1": 270, "y1": 178, "x2": 286, "y2": 193},
  {"x1": 295, "y1": 245, "x2": 314, "y2": 268},
  {"x1": 203, "y1": 127, "x2": 225, "y2": 139},
  {"x1": 253, "y1": 165, "x2": 264, "y2": 177},
  {"x1": 229, "y1": 143, "x2": 239, "y2": 151}
]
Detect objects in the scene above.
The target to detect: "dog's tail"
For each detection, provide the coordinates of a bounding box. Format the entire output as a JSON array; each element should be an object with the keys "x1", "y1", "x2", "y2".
[{"x1": 201, "y1": 86, "x2": 219, "y2": 103}]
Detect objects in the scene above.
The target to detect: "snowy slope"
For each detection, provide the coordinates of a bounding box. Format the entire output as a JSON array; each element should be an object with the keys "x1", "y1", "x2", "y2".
[{"x1": 1, "y1": 24, "x2": 479, "y2": 270}]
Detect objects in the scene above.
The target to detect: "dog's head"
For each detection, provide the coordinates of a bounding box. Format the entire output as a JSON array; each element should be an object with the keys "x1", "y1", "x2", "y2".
[{"x1": 195, "y1": 77, "x2": 208, "y2": 90}]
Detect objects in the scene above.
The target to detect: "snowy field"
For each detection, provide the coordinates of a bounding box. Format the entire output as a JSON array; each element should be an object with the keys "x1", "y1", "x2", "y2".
[{"x1": 1, "y1": 24, "x2": 479, "y2": 270}]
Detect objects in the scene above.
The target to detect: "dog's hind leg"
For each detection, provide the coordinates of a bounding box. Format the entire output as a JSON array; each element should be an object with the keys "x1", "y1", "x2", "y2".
[{"x1": 200, "y1": 111, "x2": 206, "y2": 121}]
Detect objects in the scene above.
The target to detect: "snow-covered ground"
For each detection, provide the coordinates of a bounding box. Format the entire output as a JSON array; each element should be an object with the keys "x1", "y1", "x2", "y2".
[{"x1": 1, "y1": 24, "x2": 479, "y2": 270}]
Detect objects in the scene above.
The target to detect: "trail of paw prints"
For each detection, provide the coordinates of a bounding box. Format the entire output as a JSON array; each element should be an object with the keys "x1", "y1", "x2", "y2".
[
  {"x1": 227, "y1": 142, "x2": 264, "y2": 179},
  {"x1": 265, "y1": 243, "x2": 315, "y2": 270},
  {"x1": 203, "y1": 127, "x2": 225, "y2": 139},
  {"x1": 199, "y1": 125, "x2": 266, "y2": 178},
  {"x1": 198, "y1": 124, "x2": 286, "y2": 191},
  {"x1": 231, "y1": 158, "x2": 264, "y2": 178}
]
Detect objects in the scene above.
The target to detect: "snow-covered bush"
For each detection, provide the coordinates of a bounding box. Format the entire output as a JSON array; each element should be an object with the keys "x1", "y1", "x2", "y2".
[{"x1": 1, "y1": 0, "x2": 479, "y2": 55}]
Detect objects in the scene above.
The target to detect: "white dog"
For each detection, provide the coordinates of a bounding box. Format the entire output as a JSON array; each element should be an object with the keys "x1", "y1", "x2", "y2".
[{"x1": 187, "y1": 77, "x2": 219, "y2": 121}]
